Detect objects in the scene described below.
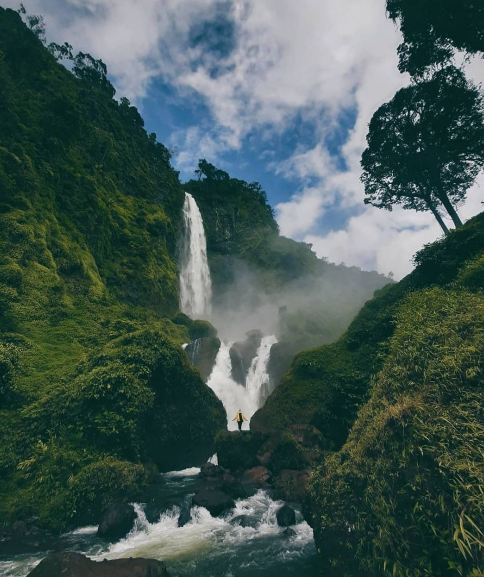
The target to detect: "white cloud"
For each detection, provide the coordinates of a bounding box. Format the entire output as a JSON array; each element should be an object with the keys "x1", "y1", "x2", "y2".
[{"x1": 7, "y1": 0, "x2": 483, "y2": 277}]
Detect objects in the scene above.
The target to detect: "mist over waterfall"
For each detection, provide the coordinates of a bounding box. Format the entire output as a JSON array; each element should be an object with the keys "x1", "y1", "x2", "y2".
[
  {"x1": 179, "y1": 192, "x2": 212, "y2": 318},
  {"x1": 207, "y1": 337, "x2": 277, "y2": 430},
  {"x1": 179, "y1": 191, "x2": 277, "y2": 429}
]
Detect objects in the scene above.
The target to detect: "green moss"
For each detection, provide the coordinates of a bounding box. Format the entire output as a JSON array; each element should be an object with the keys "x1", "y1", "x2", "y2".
[{"x1": 309, "y1": 288, "x2": 483, "y2": 577}]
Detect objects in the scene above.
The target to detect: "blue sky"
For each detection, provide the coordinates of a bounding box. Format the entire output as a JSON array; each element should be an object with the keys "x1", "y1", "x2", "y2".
[{"x1": 6, "y1": 0, "x2": 483, "y2": 277}]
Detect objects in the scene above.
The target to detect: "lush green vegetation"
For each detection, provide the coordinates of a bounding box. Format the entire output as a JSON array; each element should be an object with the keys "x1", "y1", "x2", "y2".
[
  {"x1": 253, "y1": 214, "x2": 483, "y2": 575},
  {"x1": 310, "y1": 286, "x2": 483, "y2": 577},
  {"x1": 0, "y1": 8, "x2": 225, "y2": 531}
]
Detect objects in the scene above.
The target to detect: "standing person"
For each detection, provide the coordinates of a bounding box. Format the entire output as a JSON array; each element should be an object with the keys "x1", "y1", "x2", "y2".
[{"x1": 233, "y1": 409, "x2": 248, "y2": 431}]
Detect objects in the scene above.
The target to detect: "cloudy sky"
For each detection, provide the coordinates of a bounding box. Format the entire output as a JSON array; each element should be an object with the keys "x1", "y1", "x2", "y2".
[{"x1": 6, "y1": 0, "x2": 483, "y2": 278}]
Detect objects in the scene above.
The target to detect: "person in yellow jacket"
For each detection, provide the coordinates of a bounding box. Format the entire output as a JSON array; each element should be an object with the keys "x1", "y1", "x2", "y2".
[{"x1": 233, "y1": 409, "x2": 248, "y2": 431}]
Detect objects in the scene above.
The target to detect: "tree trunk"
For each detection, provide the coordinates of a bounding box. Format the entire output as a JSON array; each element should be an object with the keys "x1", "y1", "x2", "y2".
[
  {"x1": 437, "y1": 192, "x2": 463, "y2": 228},
  {"x1": 426, "y1": 201, "x2": 450, "y2": 235}
]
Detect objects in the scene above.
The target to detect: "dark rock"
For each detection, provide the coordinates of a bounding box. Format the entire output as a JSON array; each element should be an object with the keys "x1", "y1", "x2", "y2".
[
  {"x1": 273, "y1": 469, "x2": 310, "y2": 502},
  {"x1": 97, "y1": 503, "x2": 136, "y2": 541},
  {"x1": 283, "y1": 527, "x2": 297, "y2": 538},
  {"x1": 26, "y1": 551, "x2": 169, "y2": 577},
  {"x1": 185, "y1": 337, "x2": 221, "y2": 381},
  {"x1": 276, "y1": 504, "x2": 296, "y2": 527},
  {"x1": 216, "y1": 430, "x2": 268, "y2": 471},
  {"x1": 222, "y1": 478, "x2": 255, "y2": 500},
  {"x1": 199, "y1": 462, "x2": 225, "y2": 479},
  {"x1": 0, "y1": 519, "x2": 57, "y2": 556},
  {"x1": 229, "y1": 330, "x2": 262, "y2": 385},
  {"x1": 192, "y1": 488, "x2": 235, "y2": 516},
  {"x1": 241, "y1": 466, "x2": 271, "y2": 487},
  {"x1": 177, "y1": 495, "x2": 192, "y2": 527},
  {"x1": 230, "y1": 515, "x2": 259, "y2": 528}
]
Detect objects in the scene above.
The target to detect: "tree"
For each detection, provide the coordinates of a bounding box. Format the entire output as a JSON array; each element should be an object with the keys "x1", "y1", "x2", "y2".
[
  {"x1": 361, "y1": 67, "x2": 484, "y2": 234},
  {"x1": 195, "y1": 159, "x2": 229, "y2": 181},
  {"x1": 386, "y1": 0, "x2": 484, "y2": 76}
]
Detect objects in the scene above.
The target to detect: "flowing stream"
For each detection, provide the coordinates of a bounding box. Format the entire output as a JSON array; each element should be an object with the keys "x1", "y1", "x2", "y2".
[{"x1": 1, "y1": 471, "x2": 318, "y2": 577}]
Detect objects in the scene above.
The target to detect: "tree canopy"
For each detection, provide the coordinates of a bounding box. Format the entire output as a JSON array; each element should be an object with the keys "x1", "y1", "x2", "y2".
[
  {"x1": 361, "y1": 67, "x2": 484, "y2": 233},
  {"x1": 387, "y1": 0, "x2": 484, "y2": 76}
]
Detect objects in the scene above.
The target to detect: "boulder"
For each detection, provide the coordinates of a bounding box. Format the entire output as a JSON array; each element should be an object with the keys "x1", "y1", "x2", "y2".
[
  {"x1": 276, "y1": 504, "x2": 296, "y2": 527},
  {"x1": 97, "y1": 504, "x2": 136, "y2": 541},
  {"x1": 26, "y1": 552, "x2": 169, "y2": 577},
  {"x1": 229, "y1": 330, "x2": 262, "y2": 385},
  {"x1": 216, "y1": 431, "x2": 267, "y2": 472},
  {"x1": 0, "y1": 520, "x2": 56, "y2": 556},
  {"x1": 230, "y1": 515, "x2": 259, "y2": 528},
  {"x1": 192, "y1": 488, "x2": 235, "y2": 516},
  {"x1": 260, "y1": 433, "x2": 310, "y2": 474},
  {"x1": 241, "y1": 466, "x2": 271, "y2": 487},
  {"x1": 283, "y1": 527, "x2": 297, "y2": 538},
  {"x1": 199, "y1": 462, "x2": 225, "y2": 479},
  {"x1": 177, "y1": 495, "x2": 192, "y2": 527}
]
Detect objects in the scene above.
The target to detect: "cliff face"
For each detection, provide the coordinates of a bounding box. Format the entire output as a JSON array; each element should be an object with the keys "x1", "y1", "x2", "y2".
[{"x1": 0, "y1": 8, "x2": 225, "y2": 531}]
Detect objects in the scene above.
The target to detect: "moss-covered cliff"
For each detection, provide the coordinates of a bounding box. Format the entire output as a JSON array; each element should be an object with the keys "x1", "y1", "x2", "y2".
[
  {"x1": 253, "y1": 213, "x2": 483, "y2": 576},
  {"x1": 0, "y1": 8, "x2": 226, "y2": 531}
]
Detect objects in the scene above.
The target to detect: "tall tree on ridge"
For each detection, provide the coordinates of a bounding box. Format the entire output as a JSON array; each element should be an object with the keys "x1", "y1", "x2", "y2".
[
  {"x1": 361, "y1": 67, "x2": 484, "y2": 234},
  {"x1": 386, "y1": 0, "x2": 484, "y2": 77}
]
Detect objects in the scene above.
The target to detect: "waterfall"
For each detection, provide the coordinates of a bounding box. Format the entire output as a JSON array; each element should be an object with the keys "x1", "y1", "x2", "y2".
[
  {"x1": 179, "y1": 192, "x2": 212, "y2": 318},
  {"x1": 246, "y1": 335, "x2": 278, "y2": 409},
  {"x1": 207, "y1": 336, "x2": 277, "y2": 430}
]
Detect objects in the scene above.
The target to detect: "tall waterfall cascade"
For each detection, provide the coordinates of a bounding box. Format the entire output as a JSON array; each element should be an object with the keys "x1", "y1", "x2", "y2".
[
  {"x1": 207, "y1": 336, "x2": 277, "y2": 430},
  {"x1": 179, "y1": 192, "x2": 212, "y2": 318}
]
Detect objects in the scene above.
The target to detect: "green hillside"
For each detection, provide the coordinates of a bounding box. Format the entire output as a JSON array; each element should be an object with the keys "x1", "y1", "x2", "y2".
[{"x1": 0, "y1": 7, "x2": 226, "y2": 531}]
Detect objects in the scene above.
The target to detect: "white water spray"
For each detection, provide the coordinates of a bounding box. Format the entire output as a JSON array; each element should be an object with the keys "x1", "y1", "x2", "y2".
[
  {"x1": 207, "y1": 336, "x2": 277, "y2": 430},
  {"x1": 179, "y1": 192, "x2": 212, "y2": 318},
  {"x1": 246, "y1": 335, "x2": 278, "y2": 409}
]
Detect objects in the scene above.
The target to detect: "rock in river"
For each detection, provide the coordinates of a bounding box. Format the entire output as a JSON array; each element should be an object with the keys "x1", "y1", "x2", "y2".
[
  {"x1": 26, "y1": 552, "x2": 169, "y2": 577},
  {"x1": 192, "y1": 487, "x2": 235, "y2": 516},
  {"x1": 276, "y1": 504, "x2": 296, "y2": 527},
  {"x1": 97, "y1": 503, "x2": 136, "y2": 541}
]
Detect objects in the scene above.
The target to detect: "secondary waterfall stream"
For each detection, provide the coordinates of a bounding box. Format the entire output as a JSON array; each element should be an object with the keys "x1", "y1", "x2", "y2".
[{"x1": 207, "y1": 336, "x2": 277, "y2": 429}]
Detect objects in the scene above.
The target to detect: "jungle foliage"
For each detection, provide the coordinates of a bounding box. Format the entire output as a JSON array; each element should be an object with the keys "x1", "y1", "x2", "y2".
[{"x1": 0, "y1": 8, "x2": 225, "y2": 531}]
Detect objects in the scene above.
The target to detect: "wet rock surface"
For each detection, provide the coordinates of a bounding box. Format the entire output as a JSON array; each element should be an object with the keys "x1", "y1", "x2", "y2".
[
  {"x1": 26, "y1": 551, "x2": 170, "y2": 577},
  {"x1": 229, "y1": 330, "x2": 262, "y2": 385},
  {"x1": 230, "y1": 515, "x2": 259, "y2": 528},
  {"x1": 276, "y1": 505, "x2": 296, "y2": 527},
  {"x1": 97, "y1": 504, "x2": 136, "y2": 542},
  {"x1": 185, "y1": 337, "x2": 221, "y2": 381},
  {"x1": 0, "y1": 521, "x2": 58, "y2": 556},
  {"x1": 192, "y1": 487, "x2": 235, "y2": 516}
]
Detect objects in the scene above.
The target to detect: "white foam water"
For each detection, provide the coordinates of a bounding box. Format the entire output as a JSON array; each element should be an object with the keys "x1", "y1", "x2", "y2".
[
  {"x1": 179, "y1": 192, "x2": 212, "y2": 319},
  {"x1": 94, "y1": 491, "x2": 313, "y2": 567},
  {"x1": 206, "y1": 336, "x2": 277, "y2": 430}
]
